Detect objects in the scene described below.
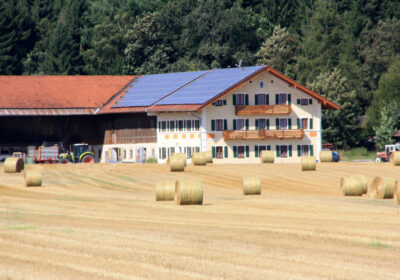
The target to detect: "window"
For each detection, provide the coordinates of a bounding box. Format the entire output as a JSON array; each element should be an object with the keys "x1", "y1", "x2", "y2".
[
  {"x1": 195, "y1": 147, "x2": 200, "y2": 153},
  {"x1": 280, "y1": 119, "x2": 287, "y2": 130},
  {"x1": 301, "y1": 145, "x2": 309, "y2": 156},
  {"x1": 160, "y1": 121, "x2": 167, "y2": 132},
  {"x1": 130, "y1": 150, "x2": 133, "y2": 159},
  {"x1": 186, "y1": 147, "x2": 191, "y2": 158},
  {"x1": 276, "y1": 93, "x2": 291, "y2": 105},
  {"x1": 259, "y1": 80, "x2": 265, "y2": 88},
  {"x1": 213, "y1": 100, "x2": 226, "y2": 106},
  {"x1": 258, "y1": 119, "x2": 266, "y2": 130},
  {"x1": 237, "y1": 119, "x2": 245, "y2": 130},
  {"x1": 194, "y1": 120, "x2": 200, "y2": 131},
  {"x1": 178, "y1": 120, "x2": 184, "y2": 131},
  {"x1": 297, "y1": 118, "x2": 312, "y2": 129},
  {"x1": 216, "y1": 146, "x2": 223, "y2": 159},
  {"x1": 215, "y1": 119, "x2": 224, "y2": 131},
  {"x1": 301, "y1": 99, "x2": 308, "y2": 105},
  {"x1": 255, "y1": 94, "x2": 269, "y2": 105},
  {"x1": 237, "y1": 94, "x2": 245, "y2": 105},
  {"x1": 169, "y1": 120, "x2": 175, "y2": 131},
  {"x1": 237, "y1": 146, "x2": 245, "y2": 158},
  {"x1": 301, "y1": 118, "x2": 308, "y2": 129},
  {"x1": 159, "y1": 147, "x2": 167, "y2": 160},
  {"x1": 186, "y1": 120, "x2": 192, "y2": 131}
]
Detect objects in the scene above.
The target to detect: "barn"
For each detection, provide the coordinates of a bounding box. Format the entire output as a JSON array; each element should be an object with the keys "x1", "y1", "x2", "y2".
[{"x1": 0, "y1": 66, "x2": 339, "y2": 163}]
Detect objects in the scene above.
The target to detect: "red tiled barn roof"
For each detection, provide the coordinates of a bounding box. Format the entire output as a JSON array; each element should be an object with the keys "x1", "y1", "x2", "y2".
[{"x1": 0, "y1": 76, "x2": 136, "y2": 109}]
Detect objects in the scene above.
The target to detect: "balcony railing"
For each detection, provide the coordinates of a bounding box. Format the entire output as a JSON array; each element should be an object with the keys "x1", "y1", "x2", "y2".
[
  {"x1": 235, "y1": 104, "x2": 291, "y2": 116},
  {"x1": 223, "y1": 129, "x2": 304, "y2": 140}
]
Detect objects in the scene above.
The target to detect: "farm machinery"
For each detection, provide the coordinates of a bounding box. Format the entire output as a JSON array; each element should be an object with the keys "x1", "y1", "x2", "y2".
[
  {"x1": 34, "y1": 142, "x2": 95, "y2": 163},
  {"x1": 375, "y1": 144, "x2": 400, "y2": 162}
]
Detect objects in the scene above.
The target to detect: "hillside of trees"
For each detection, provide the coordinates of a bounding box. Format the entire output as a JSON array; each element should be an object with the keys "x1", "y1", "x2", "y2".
[{"x1": 1, "y1": 0, "x2": 400, "y2": 149}]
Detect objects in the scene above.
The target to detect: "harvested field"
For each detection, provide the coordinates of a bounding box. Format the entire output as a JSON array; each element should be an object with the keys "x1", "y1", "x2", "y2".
[{"x1": 0, "y1": 162, "x2": 399, "y2": 280}]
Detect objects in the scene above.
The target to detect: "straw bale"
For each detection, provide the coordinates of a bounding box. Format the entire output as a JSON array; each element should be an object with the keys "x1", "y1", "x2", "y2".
[
  {"x1": 204, "y1": 151, "x2": 213, "y2": 164},
  {"x1": 320, "y1": 151, "x2": 333, "y2": 162},
  {"x1": 24, "y1": 170, "x2": 42, "y2": 187},
  {"x1": 340, "y1": 176, "x2": 363, "y2": 196},
  {"x1": 156, "y1": 180, "x2": 176, "y2": 201},
  {"x1": 392, "y1": 151, "x2": 400, "y2": 166},
  {"x1": 301, "y1": 156, "x2": 316, "y2": 171},
  {"x1": 369, "y1": 177, "x2": 397, "y2": 199},
  {"x1": 192, "y1": 153, "x2": 206, "y2": 166},
  {"x1": 169, "y1": 156, "x2": 185, "y2": 172},
  {"x1": 394, "y1": 183, "x2": 400, "y2": 205},
  {"x1": 242, "y1": 177, "x2": 261, "y2": 195},
  {"x1": 260, "y1": 150, "x2": 274, "y2": 163},
  {"x1": 175, "y1": 179, "x2": 203, "y2": 205},
  {"x1": 4, "y1": 157, "x2": 24, "y2": 173},
  {"x1": 173, "y1": 153, "x2": 187, "y2": 167}
]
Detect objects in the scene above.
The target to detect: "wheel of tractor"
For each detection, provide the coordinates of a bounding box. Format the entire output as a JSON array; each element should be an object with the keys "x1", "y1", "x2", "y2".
[
  {"x1": 81, "y1": 154, "x2": 95, "y2": 163},
  {"x1": 374, "y1": 157, "x2": 382, "y2": 163},
  {"x1": 59, "y1": 158, "x2": 71, "y2": 164}
]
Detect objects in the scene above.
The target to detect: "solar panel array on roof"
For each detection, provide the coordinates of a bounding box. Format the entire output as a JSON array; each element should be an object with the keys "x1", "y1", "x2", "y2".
[
  {"x1": 156, "y1": 66, "x2": 264, "y2": 105},
  {"x1": 112, "y1": 71, "x2": 208, "y2": 107}
]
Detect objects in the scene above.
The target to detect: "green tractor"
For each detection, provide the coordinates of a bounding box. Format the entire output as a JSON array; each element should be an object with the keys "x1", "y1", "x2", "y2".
[{"x1": 58, "y1": 143, "x2": 96, "y2": 163}]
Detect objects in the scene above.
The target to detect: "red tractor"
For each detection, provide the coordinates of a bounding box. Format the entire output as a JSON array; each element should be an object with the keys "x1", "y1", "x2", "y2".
[{"x1": 375, "y1": 144, "x2": 400, "y2": 162}]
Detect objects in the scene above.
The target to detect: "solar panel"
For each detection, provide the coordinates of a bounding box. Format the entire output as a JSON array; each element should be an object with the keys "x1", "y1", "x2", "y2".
[
  {"x1": 112, "y1": 70, "x2": 208, "y2": 107},
  {"x1": 156, "y1": 66, "x2": 264, "y2": 105}
]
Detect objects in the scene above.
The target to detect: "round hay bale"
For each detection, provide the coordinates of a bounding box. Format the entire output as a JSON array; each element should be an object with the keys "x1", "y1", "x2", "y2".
[
  {"x1": 204, "y1": 151, "x2": 213, "y2": 164},
  {"x1": 369, "y1": 177, "x2": 397, "y2": 199},
  {"x1": 24, "y1": 170, "x2": 42, "y2": 187},
  {"x1": 4, "y1": 157, "x2": 24, "y2": 173},
  {"x1": 169, "y1": 156, "x2": 185, "y2": 172},
  {"x1": 394, "y1": 183, "x2": 400, "y2": 205},
  {"x1": 242, "y1": 177, "x2": 261, "y2": 195},
  {"x1": 175, "y1": 179, "x2": 203, "y2": 205},
  {"x1": 392, "y1": 151, "x2": 400, "y2": 166},
  {"x1": 260, "y1": 150, "x2": 274, "y2": 163},
  {"x1": 156, "y1": 180, "x2": 175, "y2": 201},
  {"x1": 340, "y1": 176, "x2": 363, "y2": 196},
  {"x1": 192, "y1": 152, "x2": 206, "y2": 166},
  {"x1": 357, "y1": 175, "x2": 368, "y2": 194},
  {"x1": 301, "y1": 156, "x2": 316, "y2": 171},
  {"x1": 320, "y1": 151, "x2": 333, "y2": 162},
  {"x1": 174, "y1": 153, "x2": 187, "y2": 167}
]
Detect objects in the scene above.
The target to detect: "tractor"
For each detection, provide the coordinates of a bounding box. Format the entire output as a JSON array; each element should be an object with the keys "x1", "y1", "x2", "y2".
[
  {"x1": 58, "y1": 143, "x2": 96, "y2": 163},
  {"x1": 375, "y1": 144, "x2": 400, "y2": 162}
]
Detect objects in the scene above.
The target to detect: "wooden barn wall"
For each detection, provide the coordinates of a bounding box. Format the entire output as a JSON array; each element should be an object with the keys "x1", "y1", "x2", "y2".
[{"x1": 0, "y1": 113, "x2": 157, "y2": 146}]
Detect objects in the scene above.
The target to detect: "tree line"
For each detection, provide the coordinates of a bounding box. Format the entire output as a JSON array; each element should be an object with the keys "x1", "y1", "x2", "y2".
[{"x1": 1, "y1": 0, "x2": 400, "y2": 150}]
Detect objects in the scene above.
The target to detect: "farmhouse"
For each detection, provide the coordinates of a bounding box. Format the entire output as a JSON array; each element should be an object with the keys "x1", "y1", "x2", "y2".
[{"x1": 0, "y1": 66, "x2": 339, "y2": 163}]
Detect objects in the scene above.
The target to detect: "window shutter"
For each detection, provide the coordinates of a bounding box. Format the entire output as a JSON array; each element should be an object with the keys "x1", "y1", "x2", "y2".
[
  {"x1": 223, "y1": 119, "x2": 227, "y2": 130},
  {"x1": 158, "y1": 121, "x2": 161, "y2": 132},
  {"x1": 288, "y1": 118, "x2": 292, "y2": 129},
  {"x1": 309, "y1": 99, "x2": 312, "y2": 105},
  {"x1": 255, "y1": 94, "x2": 258, "y2": 105},
  {"x1": 172, "y1": 147, "x2": 175, "y2": 153},
  {"x1": 233, "y1": 119, "x2": 237, "y2": 130},
  {"x1": 289, "y1": 145, "x2": 292, "y2": 157},
  {"x1": 276, "y1": 145, "x2": 280, "y2": 157},
  {"x1": 276, "y1": 118, "x2": 280, "y2": 130},
  {"x1": 159, "y1": 148, "x2": 161, "y2": 159},
  {"x1": 212, "y1": 146, "x2": 216, "y2": 158},
  {"x1": 297, "y1": 145, "x2": 301, "y2": 157},
  {"x1": 288, "y1": 94, "x2": 291, "y2": 104},
  {"x1": 233, "y1": 146, "x2": 237, "y2": 158},
  {"x1": 233, "y1": 94, "x2": 236, "y2": 105},
  {"x1": 309, "y1": 145, "x2": 314, "y2": 156},
  {"x1": 255, "y1": 145, "x2": 259, "y2": 157},
  {"x1": 266, "y1": 119, "x2": 270, "y2": 130},
  {"x1": 297, "y1": 99, "x2": 300, "y2": 105},
  {"x1": 211, "y1": 119, "x2": 215, "y2": 131},
  {"x1": 309, "y1": 118, "x2": 313, "y2": 129},
  {"x1": 184, "y1": 147, "x2": 187, "y2": 153},
  {"x1": 275, "y1": 94, "x2": 279, "y2": 105},
  {"x1": 245, "y1": 94, "x2": 249, "y2": 105},
  {"x1": 167, "y1": 148, "x2": 170, "y2": 157},
  {"x1": 245, "y1": 145, "x2": 249, "y2": 157},
  {"x1": 265, "y1": 94, "x2": 269, "y2": 105},
  {"x1": 297, "y1": 118, "x2": 300, "y2": 129},
  {"x1": 223, "y1": 99, "x2": 227, "y2": 105},
  {"x1": 267, "y1": 145, "x2": 271, "y2": 151},
  {"x1": 255, "y1": 119, "x2": 259, "y2": 130},
  {"x1": 245, "y1": 119, "x2": 249, "y2": 130},
  {"x1": 224, "y1": 146, "x2": 228, "y2": 158}
]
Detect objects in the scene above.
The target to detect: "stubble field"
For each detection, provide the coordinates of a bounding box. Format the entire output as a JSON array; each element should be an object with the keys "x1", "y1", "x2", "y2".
[{"x1": 0, "y1": 162, "x2": 399, "y2": 280}]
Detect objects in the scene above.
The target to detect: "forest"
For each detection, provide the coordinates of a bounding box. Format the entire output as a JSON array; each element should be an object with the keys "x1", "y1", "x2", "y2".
[{"x1": 1, "y1": 0, "x2": 400, "y2": 150}]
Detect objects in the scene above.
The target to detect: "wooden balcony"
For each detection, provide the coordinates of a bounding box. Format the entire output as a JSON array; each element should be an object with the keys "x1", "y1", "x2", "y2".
[
  {"x1": 235, "y1": 104, "x2": 291, "y2": 116},
  {"x1": 223, "y1": 129, "x2": 304, "y2": 140}
]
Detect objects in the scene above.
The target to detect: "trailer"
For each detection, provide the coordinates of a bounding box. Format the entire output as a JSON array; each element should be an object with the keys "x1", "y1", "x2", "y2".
[{"x1": 33, "y1": 146, "x2": 59, "y2": 163}]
